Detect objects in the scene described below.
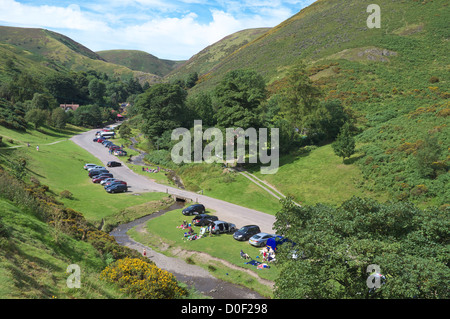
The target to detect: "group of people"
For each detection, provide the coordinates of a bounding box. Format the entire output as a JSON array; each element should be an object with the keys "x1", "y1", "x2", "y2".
[
  {"x1": 260, "y1": 246, "x2": 276, "y2": 262},
  {"x1": 142, "y1": 166, "x2": 160, "y2": 173},
  {"x1": 177, "y1": 220, "x2": 213, "y2": 241}
]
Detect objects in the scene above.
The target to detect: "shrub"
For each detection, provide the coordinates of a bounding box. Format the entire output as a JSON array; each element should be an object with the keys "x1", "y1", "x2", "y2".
[
  {"x1": 101, "y1": 257, "x2": 188, "y2": 299},
  {"x1": 60, "y1": 190, "x2": 74, "y2": 199}
]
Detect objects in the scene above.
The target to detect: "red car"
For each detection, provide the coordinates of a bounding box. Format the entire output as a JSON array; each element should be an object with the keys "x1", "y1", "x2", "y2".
[{"x1": 92, "y1": 175, "x2": 113, "y2": 183}]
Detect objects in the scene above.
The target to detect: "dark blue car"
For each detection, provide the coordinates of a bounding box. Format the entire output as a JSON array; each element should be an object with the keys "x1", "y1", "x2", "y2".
[{"x1": 105, "y1": 183, "x2": 127, "y2": 193}]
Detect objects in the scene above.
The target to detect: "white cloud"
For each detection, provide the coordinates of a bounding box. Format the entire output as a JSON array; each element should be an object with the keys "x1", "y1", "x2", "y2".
[
  {"x1": 0, "y1": 0, "x2": 110, "y2": 31},
  {"x1": 0, "y1": 0, "x2": 312, "y2": 60}
]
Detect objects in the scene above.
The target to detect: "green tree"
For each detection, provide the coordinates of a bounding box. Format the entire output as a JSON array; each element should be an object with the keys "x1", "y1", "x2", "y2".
[
  {"x1": 25, "y1": 108, "x2": 48, "y2": 129},
  {"x1": 31, "y1": 92, "x2": 58, "y2": 110},
  {"x1": 213, "y1": 69, "x2": 266, "y2": 129},
  {"x1": 135, "y1": 83, "x2": 187, "y2": 142},
  {"x1": 278, "y1": 62, "x2": 322, "y2": 135},
  {"x1": 44, "y1": 73, "x2": 78, "y2": 104},
  {"x1": 415, "y1": 135, "x2": 442, "y2": 178},
  {"x1": 274, "y1": 196, "x2": 449, "y2": 299},
  {"x1": 50, "y1": 107, "x2": 67, "y2": 129},
  {"x1": 332, "y1": 122, "x2": 355, "y2": 162},
  {"x1": 88, "y1": 78, "x2": 106, "y2": 105}
]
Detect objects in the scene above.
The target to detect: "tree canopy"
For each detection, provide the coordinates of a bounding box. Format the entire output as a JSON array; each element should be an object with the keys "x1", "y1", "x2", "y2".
[{"x1": 274, "y1": 196, "x2": 449, "y2": 299}]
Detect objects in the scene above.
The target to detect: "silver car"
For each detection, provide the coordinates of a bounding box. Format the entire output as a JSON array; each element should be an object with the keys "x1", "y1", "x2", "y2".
[{"x1": 249, "y1": 232, "x2": 274, "y2": 247}]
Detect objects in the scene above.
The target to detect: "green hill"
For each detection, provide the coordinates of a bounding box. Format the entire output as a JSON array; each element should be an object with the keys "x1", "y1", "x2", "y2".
[
  {"x1": 0, "y1": 26, "x2": 161, "y2": 83},
  {"x1": 97, "y1": 49, "x2": 184, "y2": 77},
  {"x1": 166, "y1": 27, "x2": 271, "y2": 82},
  {"x1": 182, "y1": 0, "x2": 449, "y2": 207}
]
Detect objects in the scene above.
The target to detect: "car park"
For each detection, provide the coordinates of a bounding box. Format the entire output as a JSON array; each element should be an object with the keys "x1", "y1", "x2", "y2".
[
  {"x1": 249, "y1": 233, "x2": 275, "y2": 247},
  {"x1": 182, "y1": 204, "x2": 206, "y2": 216},
  {"x1": 105, "y1": 183, "x2": 127, "y2": 193},
  {"x1": 192, "y1": 214, "x2": 218, "y2": 226},
  {"x1": 210, "y1": 221, "x2": 236, "y2": 234},
  {"x1": 233, "y1": 225, "x2": 261, "y2": 241},
  {"x1": 107, "y1": 161, "x2": 122, "y2": 167}
]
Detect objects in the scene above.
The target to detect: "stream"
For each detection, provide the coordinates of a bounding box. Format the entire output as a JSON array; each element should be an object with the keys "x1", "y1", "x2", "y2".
[{"x1": 109, "y1": 201, "x2": 267, "y2": 299}]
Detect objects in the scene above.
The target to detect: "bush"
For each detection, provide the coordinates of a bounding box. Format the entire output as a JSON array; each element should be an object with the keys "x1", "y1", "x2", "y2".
[
  {"x1": 101, "y1": 257, "x2": 188, "y2": 299},
  {"x1": 60, "y1": 190, "x2": 74, "y2": 199}
]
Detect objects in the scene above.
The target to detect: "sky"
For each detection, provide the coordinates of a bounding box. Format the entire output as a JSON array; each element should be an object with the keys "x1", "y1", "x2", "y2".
[{"x1": 0, "y1": 0, "x2": 316, "y2": 60}]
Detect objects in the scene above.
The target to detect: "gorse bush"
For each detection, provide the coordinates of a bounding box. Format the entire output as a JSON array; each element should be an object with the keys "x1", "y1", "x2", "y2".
[{"x1": 101, "y1": 257, "x2": 188, "y2": 299}]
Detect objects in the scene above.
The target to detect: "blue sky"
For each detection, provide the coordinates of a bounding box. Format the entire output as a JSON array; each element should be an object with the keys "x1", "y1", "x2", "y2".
[{"x1": 0, "y1": 0, "x2": 315, "y2": 60}]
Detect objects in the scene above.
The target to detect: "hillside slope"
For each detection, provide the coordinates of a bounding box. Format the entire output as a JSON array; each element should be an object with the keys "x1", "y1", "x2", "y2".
[
  {"x1": 97, "y1": 49, "x2": 184, "y2": 77},
  {"x1": 166, "y1": 27, "x2": 271, "y2": 82},
  {"x1": 0, "y1": 26, "x2": 161, "y2": 83},
  {"x1": 191, "y1": 0, "x2": 448, "y2": 90},
  {"x1": 185, "y1": 0, "x2": 449, "y2": 206}
]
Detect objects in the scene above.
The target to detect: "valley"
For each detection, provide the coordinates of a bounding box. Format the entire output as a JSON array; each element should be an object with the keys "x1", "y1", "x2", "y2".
[{"x1": 0, "y1": 0, "x2": 448, "y2": 301}]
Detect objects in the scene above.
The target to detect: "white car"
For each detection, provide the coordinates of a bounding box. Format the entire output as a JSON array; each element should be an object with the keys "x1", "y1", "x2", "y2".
[
  {"x1": 88, "y1": 166, "x2": 105, "y2": 171},
  {"x1": 100, "y1": 178, "x2": 117, "y2": 185},
  {"x1": 83, "y1": 163, "x2": 97, "y2": 170}
]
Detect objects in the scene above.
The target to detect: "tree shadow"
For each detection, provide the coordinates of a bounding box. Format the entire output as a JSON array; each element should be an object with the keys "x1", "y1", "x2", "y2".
[{"x1": 343, "y1": 154, "x2": 365, "y2": 165}]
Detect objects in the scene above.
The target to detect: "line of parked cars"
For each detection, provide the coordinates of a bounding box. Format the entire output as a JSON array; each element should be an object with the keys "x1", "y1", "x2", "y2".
[
  {"x1": 183, "y1": 203, "x2": 287, "y2": 247},
  {"x1": 85, "y1": 128, "x2": 129, "y2": 193},
  {"x1": 84, "y1": 163, "x2": 128, "y2": 193},
  {"x1": 93, "y1": 130, "x2": 128, "y2": 157}
]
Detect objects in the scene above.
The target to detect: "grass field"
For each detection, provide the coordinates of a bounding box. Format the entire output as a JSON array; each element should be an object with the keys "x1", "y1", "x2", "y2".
[
  {"x1": 128, "y1": 207, "x2": 278, "y2": 298},
  {"x1": 0, "y1": 125, "x2": 169, "y2": 223},
  {"x1": 251, "y1": 144, "x2": 388, "y2": 206}
]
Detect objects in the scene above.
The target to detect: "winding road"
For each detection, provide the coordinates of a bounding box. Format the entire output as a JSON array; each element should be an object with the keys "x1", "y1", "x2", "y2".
[
  {"x1": 70, "y1": 128, "x2": 278, "y2": 299},
  {"x1": 71, "y1": 129, "x2": 277, "y2": 234}
]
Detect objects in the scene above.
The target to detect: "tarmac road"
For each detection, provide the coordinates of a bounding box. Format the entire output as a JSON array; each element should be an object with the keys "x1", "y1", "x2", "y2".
[
  {"x1": 70, "y1": 128, "x2": 276, "y2": 299},
  {"x1": 70, "y1": 128, "x2": 277, "y2": 234}
]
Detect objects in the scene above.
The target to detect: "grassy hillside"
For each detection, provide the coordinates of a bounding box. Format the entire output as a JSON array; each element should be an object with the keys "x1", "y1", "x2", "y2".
[
  {"x1": 166, "y1": 28, "x2": 270, "y2": 83},
  {"x1": 0, "y1": 198, "x2": 126, "y2": 298},
  {"x1": 97, "y1": 50, "x2": 184, "y2": 77},
  {"x1": 184, "y1": 0, "x2": 449, "y2": 207},
  {"x1": 0, "y1": 26, "x2": 161, "y2": 83},
  {"x1": 191, "y1": 0, "x2": 448, "y2": 90}
]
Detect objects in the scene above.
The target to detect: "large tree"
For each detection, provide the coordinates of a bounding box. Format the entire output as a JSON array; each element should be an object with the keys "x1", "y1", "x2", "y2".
[
  {"x1": 213, "y1": 69, "x2": 266, "y2": 129},
  {"x1": 332, "y1": 122, "x2": 356, "y2": 162},
  {"x1": 278, "y1": 62, "x2": 322, "y2": 135},
  {"x1": 135, "y1": 83, "x2": 188, "y2": 141},
  {"x1": 274, "y1": 196, "x2": 449, "y2": 299}
]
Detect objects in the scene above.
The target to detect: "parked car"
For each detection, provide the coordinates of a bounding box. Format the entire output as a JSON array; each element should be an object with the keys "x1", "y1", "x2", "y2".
[
  {"x1": 84, "y1": 163, "x2": 97, "y2": 170},
  {"x1": 88, "y1": 169, "x2": 109, "y2": 178},
  {"x1": 96, "y1": 138, "x2": 105, "y2": 143},
  {"x1": 249, "y1": 233, "x2": 275, "y2": 247},
  {"x1": 105, "y1": 183, "x2": 127, "y2": 193},
  {"x1": 192, "y1": 214, "x2": 218, "y2": 226},
  {"x1": 182, "y1": 204, "x2": 206, "y2": 216},
  {"x1": 92, "y1": 174, "x2": 113, "y2": 183},
  {"x1": 87, "y1": 165, "x2": 105, "y2": 171},
  {"x1": 114, "y1": 150, "x2": 127, "y2": 156},
  {"x1": 100, "y1": 178, "x2": 116, "y2": 185},
  {"x1": 104, "y1": 180, "x2": 127, "y2": 187},
  {"x1": 233, "y1": 225, "x2": 261, "y2": 241},
  {"x1": 210, "y1": 221, "x2": 236, "y2": 235},
  {"x1": 107, "y1": 161, "x2": 122, "y2": 167}
]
